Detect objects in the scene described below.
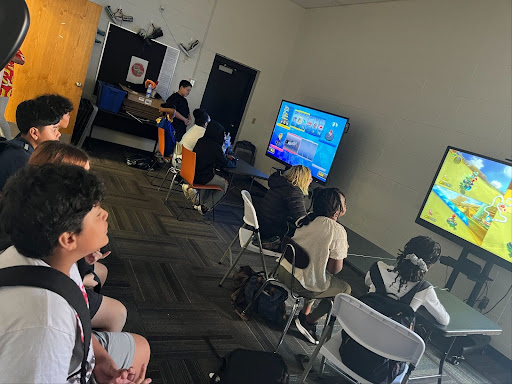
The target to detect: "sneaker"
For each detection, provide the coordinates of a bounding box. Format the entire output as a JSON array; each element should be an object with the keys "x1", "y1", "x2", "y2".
[
  {"x1": 191, "y1": 190, "x2": 200, "y2": 206},
  {"x1": 194, "y1": 204, "x2": 209, "y2": 215},
  {"x1": 295, "y1": 312, "x2": 319, "y2": 344},
  {"x1": 182, "y1": 184, "x2": 192, "y2": 200}
]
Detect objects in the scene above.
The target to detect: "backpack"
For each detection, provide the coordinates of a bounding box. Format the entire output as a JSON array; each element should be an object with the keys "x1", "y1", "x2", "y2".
[
  {"x1": 209, "y1": 348, "x2": 289, "y2": 384},
  {"x1": 339, "y1": 262, "x2": 431, "y2": 384},
  {"x1": 156, "y1": 116, "x2": 177, "y2": 157},
  {"x1": 244, "y1": 275, "x2": 288, "y2": 324}
]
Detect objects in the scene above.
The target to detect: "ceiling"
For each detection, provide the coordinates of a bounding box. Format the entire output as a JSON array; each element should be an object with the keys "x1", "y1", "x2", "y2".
[{"x1": 289, "y1": 0, "x2": 399, "y2": 9}]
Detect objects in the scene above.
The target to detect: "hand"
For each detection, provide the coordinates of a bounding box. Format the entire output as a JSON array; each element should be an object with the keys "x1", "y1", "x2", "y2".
[
  {"x1": 83, "y1": 273, "x2": 99, "y2": 289},
  {"x1": 85, "y1": 250, "x2": 111, "y2": 265},
  {"x1": 105, "y1": 365, "x2": 152, "y2": 384},
  {"x1": 227, "y1": 155, "x2": 235, "y2": 161},
  {"x1": 184, "y1": 118, "x2": 191, "y2": 125}
]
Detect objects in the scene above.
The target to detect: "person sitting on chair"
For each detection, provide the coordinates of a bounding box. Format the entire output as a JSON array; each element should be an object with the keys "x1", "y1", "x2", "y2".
[
  {"x1": 257, "y1": 165, "x2": 311, "y2": 251},
  {"x1": 276, "y1": 187, "x2": 351, "y2": 344},
  {"x1": 365, "y1": 236, "x2": 450, "y2": 325},
  {"x1": 191, "y1": 121, "x2": 237, "y2": 215},
  {"x1": 180, "y1": 108, "x2": 210, "y2": 202}
]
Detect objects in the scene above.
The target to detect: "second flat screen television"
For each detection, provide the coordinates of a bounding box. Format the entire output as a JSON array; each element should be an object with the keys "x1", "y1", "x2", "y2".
[{"x1": 266, "y1": 100, "x2": 349, "y2": 184}]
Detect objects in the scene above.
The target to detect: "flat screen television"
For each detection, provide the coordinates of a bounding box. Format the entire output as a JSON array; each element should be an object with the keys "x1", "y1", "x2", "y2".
[
  {"x1": 416, "y1": 146, "x2": 512, "y2": 271},
  {"x1": 265, "y1": 100, "x2": 349, "y2": 184}
]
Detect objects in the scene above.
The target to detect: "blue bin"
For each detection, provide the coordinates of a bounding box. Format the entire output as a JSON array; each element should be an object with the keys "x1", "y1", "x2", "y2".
[{"x1": 97, "y1": 81, "x2": 127, "y2": 113}]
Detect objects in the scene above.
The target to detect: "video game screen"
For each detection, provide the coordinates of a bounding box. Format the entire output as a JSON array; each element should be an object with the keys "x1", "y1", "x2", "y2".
[
  {"x1": 417, "y1": 147, "x2": 512, "y2": 265},
  {"x1": 265, "y1": 100, "x2": 349, "y2": 184}
]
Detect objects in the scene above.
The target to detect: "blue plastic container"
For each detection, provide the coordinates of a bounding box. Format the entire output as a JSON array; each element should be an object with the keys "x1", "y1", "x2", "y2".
[{"x1": 97, "y1": 81, "x2": 127, "y2": 113}]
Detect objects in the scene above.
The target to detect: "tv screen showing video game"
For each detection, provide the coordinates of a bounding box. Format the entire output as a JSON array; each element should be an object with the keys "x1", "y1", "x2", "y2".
[
  {"x1": 416, "y1": 147, "x2": 512, "y2": 270},
  {"x1": 265, "y1": 100, "x2": 349, "y2": 184}
]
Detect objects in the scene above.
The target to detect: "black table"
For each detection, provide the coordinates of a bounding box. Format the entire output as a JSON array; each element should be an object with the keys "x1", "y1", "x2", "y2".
[
  {"x1": 223, "y1": 158, "x2": 268, "y2": 191},
  {"x1": 343, "y1": 229, "x2": 502, "y2": 384}
]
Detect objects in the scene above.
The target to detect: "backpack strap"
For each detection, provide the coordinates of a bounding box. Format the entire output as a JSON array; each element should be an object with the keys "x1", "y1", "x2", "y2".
[
  {"x1": 0, "y1": 266, "x2": 91, "y2": 384},
  {"x1": 400, "y1": 280, "x2": 432, "y2": 305},
  {"x1": 369, "y1": 262, "x2": 387, "y2": 294}
]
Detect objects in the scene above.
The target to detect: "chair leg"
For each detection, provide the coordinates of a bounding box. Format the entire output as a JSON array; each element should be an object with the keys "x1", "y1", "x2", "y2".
[
  {"x1": 150, "y1": 163, "x2": 168, "y2": 186},
  {"x1": 164, "y1": 172, "x2": 179, "y2": 202},
  {"x1": 255, "y1": 232, "x2": 269, "y2": 279},
  {"x1": 218, "y1": 228, "x2": 242, "y2": 265},
  {"x1": 219, "y1": 233, "x2": 253, "y2": 287},
  {"x1": 145, "y1": 158, "x2": 158, "y2": 176},
  {"x1": 158, "y1": 166, "x2": 174, "y2": 191},
  {"x1": 299, "y1": 315, "x2": 337, "y2": 384},
  {"x1": 275, "y1": 298, "x2": 301, "y2": 353}
]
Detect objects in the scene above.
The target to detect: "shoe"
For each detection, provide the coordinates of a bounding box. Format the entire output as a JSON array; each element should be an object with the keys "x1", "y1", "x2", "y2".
[
  {"x1": 295, "y1": 312, "x2": 319, "y2": 344},
  {"x1": 194, "y1": 205, "x2": 209, "y2": 215},
  {"x1": 191, "y1": 191, "x2": 200, "y2": 206},
  {"x1": 182, "y1": 184, "x2": 192, "y2": 200}
]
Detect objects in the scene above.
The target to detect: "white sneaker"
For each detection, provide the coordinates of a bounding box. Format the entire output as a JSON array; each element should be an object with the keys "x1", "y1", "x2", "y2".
[
  {"x1": 182, "y1": 184, "x2": 191, "y2": 199},
  {"x1": 191, "y1": 190, "x2": 200, "y2": 205}
]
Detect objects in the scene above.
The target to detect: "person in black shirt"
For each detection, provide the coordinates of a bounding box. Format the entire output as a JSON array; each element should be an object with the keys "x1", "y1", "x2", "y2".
[
  {"x1": 160, "y1": 79, "x2": 192, "y2": 141},
  {"x1": 193, "y1": 121, "x2": 237, "y2": 214}
]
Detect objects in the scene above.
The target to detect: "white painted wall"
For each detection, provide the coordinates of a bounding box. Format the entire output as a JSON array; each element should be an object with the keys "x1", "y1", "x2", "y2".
[
  {"x1": 85, "y1": 0, "x2": 304, "y2": 155},
  {"x1": 276, "y1": 0, "x2": 512, "y2": 358}
]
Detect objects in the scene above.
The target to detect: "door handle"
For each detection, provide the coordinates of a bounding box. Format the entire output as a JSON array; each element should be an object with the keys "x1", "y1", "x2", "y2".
[{"x1": 76, "y1": 82, "x2": 83, "y2": 87}]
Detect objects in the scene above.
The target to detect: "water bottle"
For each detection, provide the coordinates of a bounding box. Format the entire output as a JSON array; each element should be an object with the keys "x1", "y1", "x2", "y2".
[{"x1": 145, "y1": 83, "x2": 153, "y2": 98}]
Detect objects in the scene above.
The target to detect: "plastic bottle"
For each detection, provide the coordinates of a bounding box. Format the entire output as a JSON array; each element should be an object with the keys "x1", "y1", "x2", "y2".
[{"x1": 146, "y1": 83, "x2": 153, "y2": 98}]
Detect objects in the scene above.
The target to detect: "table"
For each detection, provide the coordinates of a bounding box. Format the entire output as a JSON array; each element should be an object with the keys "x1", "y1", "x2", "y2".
[
  {"x1": 343, "y1": 230, "x2": 502, "y2": 384},
  {"x1": 223, "y1": 158, "x2": 268, "y2": 191},
  {"x1": 416, "y1": 288, "x2": 502, "y2": 384}
]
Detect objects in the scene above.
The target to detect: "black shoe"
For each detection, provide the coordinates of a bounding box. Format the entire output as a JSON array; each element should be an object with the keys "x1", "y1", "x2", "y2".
[{"x1": 295, "y1": 312, "x2": 319, "y2": 344}]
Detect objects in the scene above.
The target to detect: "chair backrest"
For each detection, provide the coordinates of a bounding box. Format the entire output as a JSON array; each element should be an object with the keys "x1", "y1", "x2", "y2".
[
  {"x1": 333, "y1": 293, "x2": 425, "y2": 367},
  {"x1": 241, "y1": 190, "x2": 259, "y2": 229},
  {"x1": 180, "y1": 147, "x2": 196, "y2": 185},
  {"x1": 234, "y1": 140, "x2": 256, "y2": 166},
  {"x1": 281, "y1": 236, "x2": 309, "y2": 269}
]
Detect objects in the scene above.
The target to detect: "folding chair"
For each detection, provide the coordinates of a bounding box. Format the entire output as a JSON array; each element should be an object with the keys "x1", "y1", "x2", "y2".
[
  {"x1": 236, "y1": 236, "x2": 321, "y2": 352},
  {"x1": 218, "y1": 190, "x2": 282, "y2": 286},
  {"x1": 299, "y1": 293, "x2": 425, "y2": 384},
  {"x1": 175, "y1": 147, "x2": 224, "y2": 221},
  {"x1": 164, "y1": 142, "x2": 183, "y2": 201},
  {"x1": 146, "y1": 122, "x2": 174, "y2": 189}
]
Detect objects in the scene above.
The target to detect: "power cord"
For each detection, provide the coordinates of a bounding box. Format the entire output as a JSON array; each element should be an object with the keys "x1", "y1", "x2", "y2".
[{"x1": 483, "y1": 284, "x2": 512, "y2": 315}]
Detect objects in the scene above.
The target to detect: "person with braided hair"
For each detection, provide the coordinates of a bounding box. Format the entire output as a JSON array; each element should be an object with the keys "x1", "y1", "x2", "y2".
[
  {"x1": 276, "y1": 187, "x2": 351, "y2": 344},
  {"x1": 365, "y1": 236, "x2": 450, "y2": 325}
]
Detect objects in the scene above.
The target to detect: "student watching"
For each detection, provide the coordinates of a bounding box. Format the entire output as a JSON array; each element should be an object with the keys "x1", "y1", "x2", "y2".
[
  {"x1": 276, "y1": 187, "x2": 351, "y2": 344},
  {"x1": 160, "y1": 79, "x2": 192, "y2": 141},
  {"x1": 365, "y1": 235, "x2": 450, "y2": 325},
  {"x1": 36, "y1": 93, "x2": 74, "y2": 129},
  {"x1": 0, "y1": 98, "x2": 61, "y2": 190},
  {"x1": 0, "y1": 164, "x2": 150, "y2": 383},
  {"x1": 28, "y1": 141, "x2": 128, "y2": 333},
  {"x1": 257, "y1": 165, "x2": 311, "y2": 249}
]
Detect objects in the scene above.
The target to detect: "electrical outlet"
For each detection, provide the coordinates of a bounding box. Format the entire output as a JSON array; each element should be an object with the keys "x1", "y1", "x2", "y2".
[{"x1": 478, "y1": 296, "x2": 490, "y2": 310}]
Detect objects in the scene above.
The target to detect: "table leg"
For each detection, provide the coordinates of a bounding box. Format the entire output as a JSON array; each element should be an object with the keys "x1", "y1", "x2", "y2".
[{"x1": 438, "y1": 337, "x2": 457, "y2": 384}]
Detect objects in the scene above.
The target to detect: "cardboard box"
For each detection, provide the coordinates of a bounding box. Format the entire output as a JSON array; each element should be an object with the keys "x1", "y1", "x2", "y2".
[{"x1": 120, "y1": 85, "x2": 163, "y2": 121}]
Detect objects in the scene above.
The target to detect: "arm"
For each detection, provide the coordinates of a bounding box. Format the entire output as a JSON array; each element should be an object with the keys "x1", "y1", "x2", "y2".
[
  {"x1": 419, "y1": 287, "x2": 451, "y2": 325},
  {"x1": 326, "y1": 257, "x2": 343, "y2": 274},
  {"x1": 174, "y1": 110, "x2": 190, "y2": 125}
]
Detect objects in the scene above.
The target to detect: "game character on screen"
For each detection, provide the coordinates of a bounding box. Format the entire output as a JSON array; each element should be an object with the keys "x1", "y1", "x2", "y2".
[{"x1": 365, "y1": 236, "x2": 450, "y2": 326}]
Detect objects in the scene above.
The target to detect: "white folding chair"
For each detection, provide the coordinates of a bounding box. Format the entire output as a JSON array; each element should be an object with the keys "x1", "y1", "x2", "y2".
[
  {"x1": 300, "y1": 293, "x2": 425, "y2": 384},
  {"x1": 218, "y1": 190, "x2": 281, "y2": 286}
]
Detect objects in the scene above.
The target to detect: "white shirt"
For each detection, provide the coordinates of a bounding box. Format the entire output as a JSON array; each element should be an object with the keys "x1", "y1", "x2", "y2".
[
  {"x1": 365, "y1": 261, "x2": 450, "y2": 325},
  {"x1": 0, "y1": 246, "x2": 95, "y2": 383},
  {"x1": 180, "y1": 124, "x2": 206, "y2": 151},
  {"x1": 282, "y1": 216, "x2": 348, "y2": 292}
]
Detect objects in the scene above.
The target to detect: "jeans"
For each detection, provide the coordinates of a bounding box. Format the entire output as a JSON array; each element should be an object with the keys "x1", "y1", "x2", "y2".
[{"x1": 199, "y1": 174, "x2": 228, "y2": 210}]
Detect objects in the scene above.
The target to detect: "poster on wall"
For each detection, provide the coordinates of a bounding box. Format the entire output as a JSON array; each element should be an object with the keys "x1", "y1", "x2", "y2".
[{"x1": 126, "y1": 56, "x2": 148, "y2": 84}]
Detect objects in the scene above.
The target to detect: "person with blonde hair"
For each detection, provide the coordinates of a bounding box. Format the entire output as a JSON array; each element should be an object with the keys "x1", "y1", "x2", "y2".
[{"x1": 257, "y1": 164, "x2": 312, "y2": 249}]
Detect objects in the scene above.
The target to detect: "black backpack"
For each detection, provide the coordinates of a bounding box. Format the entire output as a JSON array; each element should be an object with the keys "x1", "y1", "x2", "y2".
[
  {"x1": 339, "y1": 262, "x2": 430, "y2": 384},
  {"x1": 209, "y1": 347, "x2": 289, "y2": 384}
]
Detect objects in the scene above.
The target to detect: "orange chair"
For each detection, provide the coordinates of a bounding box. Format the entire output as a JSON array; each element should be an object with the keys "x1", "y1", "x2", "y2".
[
  {"x1": 176, "y1": 147, "x2": 224, "y2": 221},
  {"x1": 147, "y1": 125, "x2": 175, "y2": 189}
]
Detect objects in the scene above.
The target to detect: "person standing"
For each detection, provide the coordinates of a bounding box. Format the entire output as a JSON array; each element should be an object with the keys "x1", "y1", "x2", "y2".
[
  {"x1": 160, "y1": 80, "x2": 192, "y2": 141},
  {"x1": 0, "y1": 50, "x2": 25, "y2": 140}
]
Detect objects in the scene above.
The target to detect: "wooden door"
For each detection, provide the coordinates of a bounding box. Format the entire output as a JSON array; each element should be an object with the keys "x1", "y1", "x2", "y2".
[{"x1": 5, "y1": 0, "x2": 101, "y2": 138}]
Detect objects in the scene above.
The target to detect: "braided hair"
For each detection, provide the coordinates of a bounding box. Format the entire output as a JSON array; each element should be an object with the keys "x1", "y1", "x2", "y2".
[
  {"x1": 389, "y1": 236, "x2": 441, "y2": 292},
  {"x1": 297, "y1": 187, "x2": 345, "y2": 227}
]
